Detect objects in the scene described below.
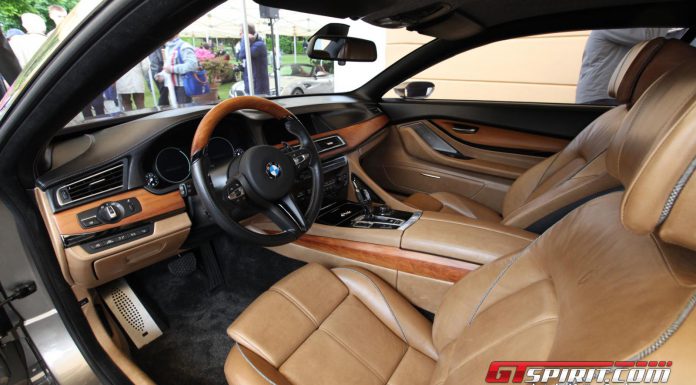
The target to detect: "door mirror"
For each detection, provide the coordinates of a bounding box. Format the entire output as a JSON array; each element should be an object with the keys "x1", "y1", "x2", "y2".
[
  {"x1": 307, "y1": 23, "x2": 377, "y2": 63},
  {"x1": 315, "y1": 71, "x2": 328, "y2": 77},
  {"x1": 393, "y1": 81, "x2": 435, "y2": 99}
]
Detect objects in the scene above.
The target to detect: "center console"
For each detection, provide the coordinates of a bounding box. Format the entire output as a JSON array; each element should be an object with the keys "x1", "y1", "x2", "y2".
[
  {"x1": 294, "y1": 155, "x2": 420, "y2": 230},
  {"x1": 315, "y1": 201, "x2": 419, "y2": 230}
]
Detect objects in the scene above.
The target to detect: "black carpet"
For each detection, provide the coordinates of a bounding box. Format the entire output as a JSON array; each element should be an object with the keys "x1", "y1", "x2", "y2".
[{"x1": 127, "y1": 237, "x2": 305, "y2": 385}]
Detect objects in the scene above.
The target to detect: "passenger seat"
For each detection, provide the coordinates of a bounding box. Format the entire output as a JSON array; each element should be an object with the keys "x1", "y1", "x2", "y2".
[{"x1": 403, "y1": 38, "x2": 696, "y2": 232}]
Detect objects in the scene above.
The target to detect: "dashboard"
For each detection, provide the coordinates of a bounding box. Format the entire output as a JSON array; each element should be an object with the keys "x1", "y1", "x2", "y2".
[{"x1": 33, "y1": 95, "x2": 387, "y2": 288}]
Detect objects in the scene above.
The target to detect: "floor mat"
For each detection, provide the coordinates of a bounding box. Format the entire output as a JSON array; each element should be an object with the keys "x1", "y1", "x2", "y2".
[{"x1": 127, "y1": 239, "x2": 305, "y2": 385}]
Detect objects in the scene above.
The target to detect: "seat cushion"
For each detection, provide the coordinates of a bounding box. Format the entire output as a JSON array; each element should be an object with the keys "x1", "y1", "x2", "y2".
[
  {"x1": 225, "y1": 264, "x2": 437, "y2": 385},
  {"x1": 403, "y1": 192, "x2": 502, "y2": 222}
]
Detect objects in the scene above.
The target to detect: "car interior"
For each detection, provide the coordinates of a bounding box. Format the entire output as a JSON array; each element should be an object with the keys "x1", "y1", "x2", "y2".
[{"x1": 2, "y1": 0, "x2": 696, "y2": 384}]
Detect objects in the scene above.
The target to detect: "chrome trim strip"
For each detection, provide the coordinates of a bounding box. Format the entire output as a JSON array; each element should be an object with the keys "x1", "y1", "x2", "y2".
[
  {"x1": 315, "y1": 135, "x2": 347, "y2": 153},
  {"x1": 55, "y1": 164, "x2": 124, "y2": 206},
  {"x1": 420, "y1": 173, "x2": 441, "y2": 179},
  {"x1": 397, "y1": 211, "x2": 422, "y2": 231},
  {"x1": 24, "y1": 309, "x2": 58, "y2": 326}
]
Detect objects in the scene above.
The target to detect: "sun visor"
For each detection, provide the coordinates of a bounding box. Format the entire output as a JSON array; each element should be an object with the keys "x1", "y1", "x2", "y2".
[{"x1": 410, "y1": 11, "x2": 482, "y2": 40}]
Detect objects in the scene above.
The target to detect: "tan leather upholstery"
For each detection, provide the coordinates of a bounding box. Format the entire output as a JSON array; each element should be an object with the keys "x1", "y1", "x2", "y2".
[
  {"x1": 225, "y1": 47, "x2": 696, "y2": 385},
  {"x1": 405, "y1": 38, "x2": 696, "y2": 231},
  {"x1": 226, "y1": 264, "x2": 438, "y2": 385},
  {"x1": 403, "y1": 192, "x2": 501, "y2": 222}
]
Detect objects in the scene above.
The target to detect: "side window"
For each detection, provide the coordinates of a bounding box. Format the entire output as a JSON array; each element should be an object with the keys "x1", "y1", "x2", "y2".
[{"x1": 387, "y1": 28, "x2": 682, "y2": 105}]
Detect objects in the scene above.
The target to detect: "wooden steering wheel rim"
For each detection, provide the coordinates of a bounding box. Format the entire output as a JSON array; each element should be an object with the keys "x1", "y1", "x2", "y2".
[{"x1": 191, "y1": 96, "x2": 293, "y2": 156}]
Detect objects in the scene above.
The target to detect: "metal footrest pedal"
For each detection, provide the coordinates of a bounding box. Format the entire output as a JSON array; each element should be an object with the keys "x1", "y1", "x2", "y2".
[{"x1": 99, "y1": 279, "x2": 162, "y2": 349}]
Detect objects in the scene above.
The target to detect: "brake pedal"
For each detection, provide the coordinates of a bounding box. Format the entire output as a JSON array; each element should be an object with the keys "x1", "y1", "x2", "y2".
[
  {"x1": 168, "y1": 252, "x2": 197, "y2": 277},
  {"x1": 99, "y1": 279, "x2": 162, "y2": 348}
]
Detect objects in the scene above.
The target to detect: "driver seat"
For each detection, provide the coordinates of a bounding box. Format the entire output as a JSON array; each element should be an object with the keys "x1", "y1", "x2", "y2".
[{"x1": 224, "y1": 61, "x2": 696, "y2": 385}]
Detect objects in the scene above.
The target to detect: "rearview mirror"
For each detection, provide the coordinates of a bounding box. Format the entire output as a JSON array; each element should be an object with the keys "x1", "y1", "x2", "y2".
[
  {"x1": 307, "y1": 23, "x2": 377, "y2": 63},
  {"x1": 393, "y1": 81, "x2": 435, "y2": 99}
]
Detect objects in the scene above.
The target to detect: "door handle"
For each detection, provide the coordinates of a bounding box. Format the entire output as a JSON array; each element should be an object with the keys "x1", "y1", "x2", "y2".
[{"x1": 452, "y1": 125, "x2": 478, "y2": 134}]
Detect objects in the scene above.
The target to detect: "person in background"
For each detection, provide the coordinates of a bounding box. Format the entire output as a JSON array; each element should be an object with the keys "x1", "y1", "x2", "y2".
[
  {"x1": 82, "y1": 92, "x2": 105, "y2": 118},
  {"x1": 157, "y1": 35, "x2": 197, "y2": 104},
  {"x1": 0, "y1": 29, "x2": 21, "y2": 85},
  {"x1": 116, "y1": 58, "x2": 150, "y2": 110},
  {"x1": 47, "y1": 5, "x2": 67, "y2": 33},
  {"x1": 236, "y1": 24, "x2": 269, "y2": 96},
  {"x1": 9, "y1": 13, "x2": 47, "y2": 67},
  {"x1": 148, "y1": 48, "x2": 168, "y2": 106},
  {"x1": 575, "y1": 28, "x2": 670, "y2": 105},
  {"x1": 5, "y1": 29, "x2": 25, "y2": 42}
]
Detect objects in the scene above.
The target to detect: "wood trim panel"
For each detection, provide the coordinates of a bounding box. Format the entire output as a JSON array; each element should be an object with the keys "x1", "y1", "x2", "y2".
[
  {"x1": 295, "y1": 234, "x2": 478, "y2": 282},
  {"x1": 192, "y1": 96, "x2": 292, "y2": 155},
  {"x1": 433, "y1": 119, "x2": 568, "y2": 154},
  {"x1": 278, "y1": 114, "x2": 390, "y2": 159},
  {"x1": 53, "y1": 189, "x2": 185, "y2": 235}
]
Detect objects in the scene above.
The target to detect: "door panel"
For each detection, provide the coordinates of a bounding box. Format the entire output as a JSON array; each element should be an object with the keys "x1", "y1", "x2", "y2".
[
  {"x1": 380, "y1": 99, "x2": 610, "y2": 140},
  {"x1": 361, "y1": 100, "x2": 609, "y2": 212},
  {"x1": 433, "y1": 119, "x2": 568, "y2": 155},
  {"x1": 362, "y1": 126, "x2": 512, "y2": 212}
]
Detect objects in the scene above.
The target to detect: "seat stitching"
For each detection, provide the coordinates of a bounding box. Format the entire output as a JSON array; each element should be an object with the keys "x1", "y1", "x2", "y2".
[
  {"x1": 230, "y1": 333, "x2": 278, "y2": 367},
  {"x1": 317, "y1": 328, "x2": 391, "y2": 383},
  {"x1": 234, "y1": 343, "x2": 278, "y2": 385},
  {"x1": 629, "y1": 291, "x2": 696, "y2": 360},
  {"x1": 447, "y1": 317, "x2": 559, "y2": 376},
  {"x1": 333, "y1": 267, "x2": 409, "y2": 344},
  {"x1": 276, "y1": 295, "x2": 351, "y2": 368},
  {"x1": 467, "y1": 248, "x2": 529, "y2": 326},
  {"x1": 268, "y1": 287, "x2": 319, "y2": 327}
]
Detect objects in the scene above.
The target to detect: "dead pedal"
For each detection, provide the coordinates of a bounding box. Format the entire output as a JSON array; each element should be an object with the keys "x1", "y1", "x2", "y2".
[{"x1": 99, "y1": 279, "x2": 162, "y2": 348}]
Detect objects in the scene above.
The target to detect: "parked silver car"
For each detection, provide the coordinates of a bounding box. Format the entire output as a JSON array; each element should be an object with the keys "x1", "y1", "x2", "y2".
[{"x1": 230, "y1": 63, "x2": 334, "y2": 97}]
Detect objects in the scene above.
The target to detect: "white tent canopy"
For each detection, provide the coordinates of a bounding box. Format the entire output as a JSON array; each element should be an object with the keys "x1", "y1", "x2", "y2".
[{"x1": 180, "y1": 0, "x2": 340, "y2": 38}]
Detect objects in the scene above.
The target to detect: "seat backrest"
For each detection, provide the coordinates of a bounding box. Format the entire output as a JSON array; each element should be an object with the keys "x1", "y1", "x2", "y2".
[
  {"x1": 501, "y1": 38, "x2": 696, "y2": 231},
  {"x1": 431, "y1": 59, "x2": 696, "y2": 384}
]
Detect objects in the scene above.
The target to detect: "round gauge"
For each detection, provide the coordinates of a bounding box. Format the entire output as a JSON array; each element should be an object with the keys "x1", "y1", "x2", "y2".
[
  {"x1": 207, "y1": 136, "x2": 235, "y2": 163},
  {"x1": 155, "y1": 147, "x2": 191, "y2": 184}
]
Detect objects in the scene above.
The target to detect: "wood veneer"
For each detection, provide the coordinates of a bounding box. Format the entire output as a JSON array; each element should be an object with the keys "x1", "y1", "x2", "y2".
[
  {"x1": 433, "y1": 119, "x2": 568, "y2": 154},
  {"x1": 53, "y1": 189, "x2": 185, "y2": 235},
  {"x1": 191, "y1": 96, "x2": 293, "y2": 155},
  {"x1": 295, "y1": 234, "x2": 478, "y2": 282},
  {"x1": 279, "y1": 114, "x2": 389, "y2": 159}
]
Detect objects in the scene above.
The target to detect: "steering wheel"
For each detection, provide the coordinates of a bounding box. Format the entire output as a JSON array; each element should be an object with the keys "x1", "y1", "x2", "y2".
[{"x1": 190, "y1": 96, "x2": 323, "y2": 246}]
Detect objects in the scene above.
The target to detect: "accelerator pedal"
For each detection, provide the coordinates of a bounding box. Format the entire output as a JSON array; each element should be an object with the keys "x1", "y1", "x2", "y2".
[
  {"x1": 199, "y1": 242, "x2": 224, "y2": 292},
  {"x1": 99, "y1": 279, "x2": 162, "y2": 348}
]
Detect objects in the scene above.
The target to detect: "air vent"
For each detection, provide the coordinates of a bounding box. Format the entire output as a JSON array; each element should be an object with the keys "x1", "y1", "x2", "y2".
[{"x1": 56, "y1": 164, "x2": 124, "y2": 206}]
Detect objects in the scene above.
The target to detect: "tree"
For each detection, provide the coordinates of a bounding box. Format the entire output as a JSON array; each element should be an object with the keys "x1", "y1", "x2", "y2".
[{"x1": 0, "y1": 0, "x2": 79, "y2": 32}]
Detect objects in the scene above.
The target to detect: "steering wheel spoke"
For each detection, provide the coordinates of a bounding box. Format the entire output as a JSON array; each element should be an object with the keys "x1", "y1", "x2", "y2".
[
  {"x1": 223, "y1": 177, "x2": 247, "y2": 206},
  {"x1": 266, "y1": 194, "x2": 307, "y2": 234},
  {"x1": 286, "y1": 147, "x2": 312, "y2": 171}
]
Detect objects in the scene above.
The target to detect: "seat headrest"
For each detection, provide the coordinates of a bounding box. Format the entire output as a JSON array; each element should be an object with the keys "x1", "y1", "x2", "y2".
[
  {"x1": 608, "y1": 38, "x2": 696, "y2": 106},
  {"x1": 605, "y1": 59, "x2": 696, "y2": 248}
]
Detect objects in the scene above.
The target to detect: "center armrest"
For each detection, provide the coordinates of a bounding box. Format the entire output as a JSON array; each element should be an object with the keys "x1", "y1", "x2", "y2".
[{"x1": 401, "y1": 211, "x2": 537, "y2": 265}]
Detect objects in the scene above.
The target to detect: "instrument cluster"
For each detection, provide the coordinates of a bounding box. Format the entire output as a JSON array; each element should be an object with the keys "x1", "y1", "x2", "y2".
[{"x1": 142, "y1": 117, "x2": 252, "y2": 191}]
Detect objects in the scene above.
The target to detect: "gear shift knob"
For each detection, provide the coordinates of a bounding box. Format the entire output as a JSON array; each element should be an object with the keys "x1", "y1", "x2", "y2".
[{"x1": 352, "y1": 178, "x2": 373, "y2": 218}]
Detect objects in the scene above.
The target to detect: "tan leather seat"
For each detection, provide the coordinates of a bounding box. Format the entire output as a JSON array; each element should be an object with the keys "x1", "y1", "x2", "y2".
[
  {"x1": 225, "y1": 59, "x2": 696, "y2": 384},
  {"x1": 404, "y1": 38, "x2": 696, "y2": 231}
]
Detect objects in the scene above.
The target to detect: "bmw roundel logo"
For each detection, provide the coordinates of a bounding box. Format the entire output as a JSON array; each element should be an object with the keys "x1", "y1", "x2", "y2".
[{"x1": 265, "y1": 162, "x2": 282, "y2": 179}]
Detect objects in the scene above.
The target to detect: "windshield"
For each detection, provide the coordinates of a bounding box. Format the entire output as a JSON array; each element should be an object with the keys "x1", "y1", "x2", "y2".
[{"x1": 0, "y1": 0, "x2": 432, "y2": 126}]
